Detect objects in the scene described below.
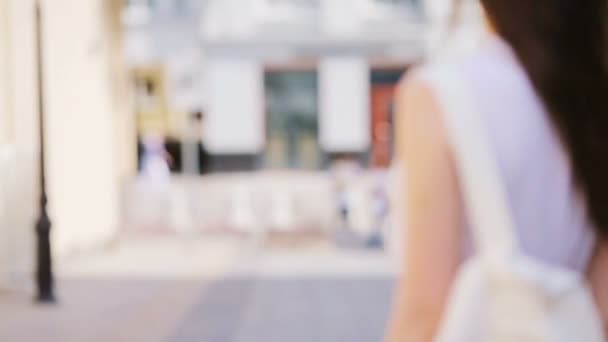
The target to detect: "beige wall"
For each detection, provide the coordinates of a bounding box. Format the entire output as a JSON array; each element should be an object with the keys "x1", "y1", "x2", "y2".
[
  {"x1": 0, "y1": 0, "x2": 134, "y2": 284},
  {"x1": 0, "y1": 0, "x2": 9, "y2": 145},
  {"x1": 42, "y1": 0, "x2": 132, "y2": 255},
  {"x1": 0, "y1": 0, "x2": 39, "y2": 290},
  {"x1": 106, "y1": 0, "x2": 137, "y2": 180}
]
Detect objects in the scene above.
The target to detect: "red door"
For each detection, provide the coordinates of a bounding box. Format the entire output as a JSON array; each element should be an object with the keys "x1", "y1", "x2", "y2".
[
  {"x1": 370, "y1": 69, "x2": 406, "y2": 168},
  {"x1": 370, "y1": 84, "x2": 396, "y2": 168}
]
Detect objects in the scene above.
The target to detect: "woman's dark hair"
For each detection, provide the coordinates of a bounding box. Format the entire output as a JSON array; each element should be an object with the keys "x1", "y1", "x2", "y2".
[{"x1": 478, "y1": 0, "x2": 608, "y2": 237}]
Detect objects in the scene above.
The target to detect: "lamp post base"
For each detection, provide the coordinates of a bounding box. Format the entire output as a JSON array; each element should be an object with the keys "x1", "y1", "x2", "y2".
[
  {"x1": 35, "y1": 208, "x2": 55, "y2": 304},
  {"x1": 36, "y1": 292, "x2": 56, "y2": 304}
]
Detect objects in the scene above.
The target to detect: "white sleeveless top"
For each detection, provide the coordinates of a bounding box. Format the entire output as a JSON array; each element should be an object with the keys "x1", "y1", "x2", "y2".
[{"x1": 422, "y1": 35, "x2": 596, "y2": 271}]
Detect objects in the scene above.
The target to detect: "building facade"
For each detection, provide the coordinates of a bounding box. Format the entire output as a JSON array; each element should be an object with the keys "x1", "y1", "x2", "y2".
[
  {"x1": 124, "y1": 0, "x2": 428, "y2": 172},
  {"x1": 203, "y1": 0, "x2": 427, "y2": 171}
]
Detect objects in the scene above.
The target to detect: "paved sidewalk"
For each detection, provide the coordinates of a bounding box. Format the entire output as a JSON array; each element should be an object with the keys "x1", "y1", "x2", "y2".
[
  {"x1": 0, "y1": 235, "x2": 397, "y2": 342},
  {"x1": 169, "y1": 247, "x2": 396, "y2": 342},
  {"x1": 0, "y1": 278, "x2": 206, "y2": 342},
  {"x1": 170, "y1": 276, "x2": 394, "y2": 342},
  {"x1": 0, "y1": 235, "x2": 247, "y2": 341}
]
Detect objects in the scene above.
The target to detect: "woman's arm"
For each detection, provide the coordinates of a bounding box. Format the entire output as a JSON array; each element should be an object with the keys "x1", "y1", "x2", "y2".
[
  {"x1": 385, "y1": 76, "x2": 465, "y2": 341},
  {"x1": 588, "y1": 240, "x2": 608, "y2": 334}
]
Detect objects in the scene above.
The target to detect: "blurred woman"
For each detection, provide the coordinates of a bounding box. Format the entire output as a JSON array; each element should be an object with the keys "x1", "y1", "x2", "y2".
[{"x1": 386, "y1": 0, "x2": 608, "y2": 340}]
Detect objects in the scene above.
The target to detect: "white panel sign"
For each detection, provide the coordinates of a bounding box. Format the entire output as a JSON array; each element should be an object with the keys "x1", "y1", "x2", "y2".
[
  {"x1": 319, "y1": 57, "x2": 370, "y2": 152},
  {"x1": 167, "y1": 49, "x2": 204, "y2": 113},
  {"x1": 205, "y1": 58, "x2": 264, "y2": 154}
]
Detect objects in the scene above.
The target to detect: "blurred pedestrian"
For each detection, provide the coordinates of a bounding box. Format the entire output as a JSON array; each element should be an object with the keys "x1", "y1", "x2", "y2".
[
  {"x1": 330, "y1": 155, "x2": 362, "y2": 230},
  {"x1": 182, "y1": 111, "x2": 203, "y2": 176},
  {"x1": 365, "y1": 168, "x2": 389, "y2": 249},
  {"x1": 140, "y1": 133, "x2": 171, "y2": 185},
  {"x1": 387, "y1": 0, "x2": 608, "y2": 340}
]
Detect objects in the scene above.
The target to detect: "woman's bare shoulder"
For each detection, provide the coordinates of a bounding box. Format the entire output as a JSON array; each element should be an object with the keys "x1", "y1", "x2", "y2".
[{"x1": 395, "y1": 66, "x2": 449, "y2": 153}]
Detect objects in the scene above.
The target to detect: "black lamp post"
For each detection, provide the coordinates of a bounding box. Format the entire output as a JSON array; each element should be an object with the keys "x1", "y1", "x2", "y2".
[{"x1": 34, "y1": 0, "x2": 55, "y2": 303}]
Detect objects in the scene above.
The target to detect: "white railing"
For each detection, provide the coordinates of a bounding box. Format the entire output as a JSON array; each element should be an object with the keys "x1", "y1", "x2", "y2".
[
  {"x1": 124, "y1": 171, "x2": 336, "y2": 234},
  {"x1": 122, "y1": 169, "x2": 400, "y2": 244}
]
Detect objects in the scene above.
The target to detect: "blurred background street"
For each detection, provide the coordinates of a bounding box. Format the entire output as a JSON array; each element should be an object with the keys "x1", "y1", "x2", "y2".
[{"x1": 0, "y1": 0, "x2": 484, "y2": 340}]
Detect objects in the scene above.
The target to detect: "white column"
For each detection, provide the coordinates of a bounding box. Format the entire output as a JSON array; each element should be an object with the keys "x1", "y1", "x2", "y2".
[
  {"x1": 0, "y1": 0, "x2": 8, "y2": 145},
  {"x1": 205, "y1": 58, "x2": 264, "y2": 154},
  {"x1": 43, "y1": 0, "x2": 120, "y2": 255},
  {"x1": 107, "y1": 0, "x2": 137, "y2": 179},
  {"x1": 0, "y1": 0, "x2": 10, "y2": 289},
  {"x1": 1, "y1": 0, "x2": 38, "y2": 290},
  {"x1": 319, "y1": 56, "x2": 370, "y2": 152}
]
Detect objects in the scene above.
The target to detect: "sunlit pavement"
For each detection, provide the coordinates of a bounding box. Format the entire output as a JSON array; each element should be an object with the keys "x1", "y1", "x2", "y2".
[{"x1": 0, "y1": 234, "x2": 397, "y2": 342}]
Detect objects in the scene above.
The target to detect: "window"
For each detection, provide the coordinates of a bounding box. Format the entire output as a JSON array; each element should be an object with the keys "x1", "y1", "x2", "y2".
[{"x1": 265, "y1": 71, "x2": 320, "y2": 170}]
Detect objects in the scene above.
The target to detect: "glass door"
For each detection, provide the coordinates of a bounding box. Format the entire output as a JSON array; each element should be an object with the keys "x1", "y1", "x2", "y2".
[{"x1": 264, "y1": 70, "x2": 320, "y2": 170}]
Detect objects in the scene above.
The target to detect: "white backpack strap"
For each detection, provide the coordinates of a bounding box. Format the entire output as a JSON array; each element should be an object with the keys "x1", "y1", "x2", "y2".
[{"x1": 420, "y1": 66, "x2": 520, "y2": 260}]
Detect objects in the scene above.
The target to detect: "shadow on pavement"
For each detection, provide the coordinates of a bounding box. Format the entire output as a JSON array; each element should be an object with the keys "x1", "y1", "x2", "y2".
[{"x1": 170, "y1": 276, "x2": 395, "y2": 342}]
